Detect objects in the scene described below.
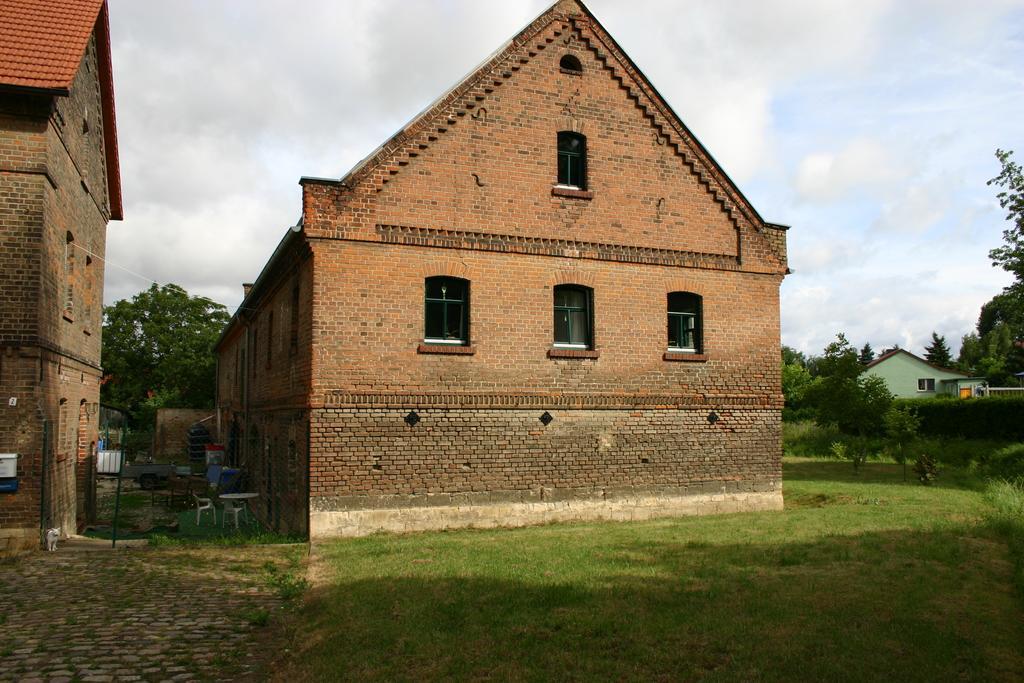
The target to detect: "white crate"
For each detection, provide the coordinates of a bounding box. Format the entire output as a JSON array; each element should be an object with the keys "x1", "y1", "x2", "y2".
[{"x1": 97, "y1": 450, "x2": 123, "y2": 475}]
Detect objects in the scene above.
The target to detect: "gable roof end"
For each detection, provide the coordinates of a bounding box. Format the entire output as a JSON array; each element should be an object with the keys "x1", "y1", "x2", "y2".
[
  {"x1": 0, "y1": 0, "x2": 122, "y2": 220},
  {"x1": 863, "y1": 348, "x2": 968, "y2": 377},
  {"x1": 320, "y1": 0, "x2": 779, "y2": 239}
]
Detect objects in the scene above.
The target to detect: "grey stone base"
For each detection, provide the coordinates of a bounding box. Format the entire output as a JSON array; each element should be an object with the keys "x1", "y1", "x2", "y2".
[
  {"x1": 0, "y1": 528, "x2": 39, "y2": 557},
  {"x1": 310, "y1": 488, "x2": 783, "y2": 538}
]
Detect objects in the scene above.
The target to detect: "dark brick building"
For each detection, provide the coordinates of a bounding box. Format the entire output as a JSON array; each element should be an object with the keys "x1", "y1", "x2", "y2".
[
  {"x1": 0, "y1": 0, "x2": 122, "y2": 554},
  {"x1": 216, "y1": 0, "x2": 789, "y2": 539}
]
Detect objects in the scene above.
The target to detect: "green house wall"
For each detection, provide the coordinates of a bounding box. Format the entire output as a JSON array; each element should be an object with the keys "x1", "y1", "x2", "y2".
[{"x1": 862, "y1": 351, "x2": 975, "y2": 399}]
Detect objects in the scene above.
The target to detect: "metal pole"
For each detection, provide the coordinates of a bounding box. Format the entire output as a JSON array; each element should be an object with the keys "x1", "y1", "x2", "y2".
[
  {"x1": 111, "y1": 428, "x2": 125, "y2": 548},
  {"x1": 39, "y1": 419, "x2": 49, "y2": 549}
]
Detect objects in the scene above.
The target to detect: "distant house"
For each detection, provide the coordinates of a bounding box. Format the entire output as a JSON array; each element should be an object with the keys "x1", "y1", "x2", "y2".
[{"x1": 862, "y1": 349, "x2": 985, "y2": 399}]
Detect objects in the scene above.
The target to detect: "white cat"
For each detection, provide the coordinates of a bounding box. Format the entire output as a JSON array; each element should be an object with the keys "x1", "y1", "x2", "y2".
[{"x1": 45, "y1": 527, "x2": 60, "y2": 552}]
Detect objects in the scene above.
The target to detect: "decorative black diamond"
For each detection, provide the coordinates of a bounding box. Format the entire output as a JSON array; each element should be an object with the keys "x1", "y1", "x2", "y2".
[
  {"x1": 404, "y1": 410, "x2": 421, "y2": 427},
  {"x1": 707, "y1": 411, "x2": 719, "y2": 424},
  {"x1": 539, "y1": 411, "x2": 554, "y2": 426}
]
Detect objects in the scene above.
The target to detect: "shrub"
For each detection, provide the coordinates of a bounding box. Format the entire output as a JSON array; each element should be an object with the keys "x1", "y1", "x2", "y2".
[
  {"x1": 978, "y1": 443, "x2": 1024, "y2": 481},
  {"x1": 264, "y1": 563, "x2": 309, "y2": 601},
  {"x1": 243, "y1": 608, "x2": 271, "y2": 627},
  {"x1": 896, "y1": 397, "x2": 1024, "y2": 441},
  {"x1": 784, "y1": 421, "x2": 841, "y2": 457},
  {"x1": 914, "y1": 453, "x2": 939, "y2": 485},
  {"x1": 831, "y1": 439, "x2": 870, "y2": 473},
  {"x1": 784, "y1": 421, "x2": 886, "y2": 460},
  {"x1": 885, "y1": 404, "x2": 921, "y2": 481}
]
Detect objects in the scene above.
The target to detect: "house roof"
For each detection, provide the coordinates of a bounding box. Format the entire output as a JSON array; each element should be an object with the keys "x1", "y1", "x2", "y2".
[
  {"x1": 0, "y1": 0, "x2": 122, "y2": 219},
  {"x1": 214, "y1": 221, "x2": 305, "y2": 351},
  {"x1": 864, "y1": 348, "x2": 968, "y2": 377},
  {"x1": 0, "y1": 0, "x2": 102, "y2": 90},
  {"x1": 311, "y1": 0, "x2": 783, "y2": 239}
]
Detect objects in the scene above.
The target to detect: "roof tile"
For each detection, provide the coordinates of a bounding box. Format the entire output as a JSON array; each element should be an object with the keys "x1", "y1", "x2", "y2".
[{"x1": 0, "y1": 0, "x2": 105, "y2": 90}]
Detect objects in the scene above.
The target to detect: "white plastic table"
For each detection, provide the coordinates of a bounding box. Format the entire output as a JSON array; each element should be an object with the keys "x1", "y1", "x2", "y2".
[
  {"x1": 219, "y1": 492, "x2": 258, "y2": 527},
  {"x1": 219, "y1": 492, "x2": 258, "y2": 501}
]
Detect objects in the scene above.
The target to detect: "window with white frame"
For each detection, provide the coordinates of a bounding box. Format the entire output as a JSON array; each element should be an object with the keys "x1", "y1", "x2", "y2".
[
  {"x1": 668, "y1": 292, "x2": 702, "y2": 352},
  {"x1": 424, "y1": 276, "x2": 469, "y2": 345}
]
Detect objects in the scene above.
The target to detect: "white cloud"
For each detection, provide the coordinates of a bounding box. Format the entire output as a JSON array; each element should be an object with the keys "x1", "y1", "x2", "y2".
[
  {"x1": 795, "y1": 139, "x2": 909, "y2": 203},
  {"x1": 872, "y1": 180, "x2": 952, "y2": 234}
]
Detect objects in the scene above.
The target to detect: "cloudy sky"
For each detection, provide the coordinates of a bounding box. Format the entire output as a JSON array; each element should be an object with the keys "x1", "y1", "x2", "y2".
[{"x1": 105, "y1": 0, "x2": 1024, "y2": 356}]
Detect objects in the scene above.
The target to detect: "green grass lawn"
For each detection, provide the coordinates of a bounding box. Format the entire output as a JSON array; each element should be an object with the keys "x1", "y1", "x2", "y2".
[{"x1": 280, "y1": 459, "x2": 1024, "y2": 682}]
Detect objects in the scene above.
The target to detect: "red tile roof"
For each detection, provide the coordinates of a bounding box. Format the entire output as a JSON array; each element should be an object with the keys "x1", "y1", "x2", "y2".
[
  {"x1": 0, "y1": 0, "x2": 104, "y2": 90},
  {"x1": 864, "y1": 348, "x2": 967, "y2": 376},
  {"x1": 0, "y1": 0, "x2": 122, "y2": 220}
]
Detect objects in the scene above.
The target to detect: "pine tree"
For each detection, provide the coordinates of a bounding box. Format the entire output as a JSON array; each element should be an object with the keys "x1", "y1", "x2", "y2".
[
  {"x1": 858, "y1": 343, "x2": 875, "y2": 365},
  {"x1": 924, "y1": 332, "x2": 953, "y2": 368}
]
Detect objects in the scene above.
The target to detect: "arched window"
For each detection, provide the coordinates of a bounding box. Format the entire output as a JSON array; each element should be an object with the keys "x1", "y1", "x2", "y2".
[
  {"x1": 64, "y1": 231, "x2": 75, "y2": 315},
  {"x1": 557, "y1": 132, "x2": 587, "y2": 189},
  {"x1": 559, "y1": 54, "x2": 583, "y2": 73},
  {"x1": 424, "y1": 276, "x2": 469, "y2": 344},
  {"x1": 553, "y1": 285, "x2": 593, "y2": 349},
  {"x1": 668, "y1": 292, "x2": 702, "y2": 352}
]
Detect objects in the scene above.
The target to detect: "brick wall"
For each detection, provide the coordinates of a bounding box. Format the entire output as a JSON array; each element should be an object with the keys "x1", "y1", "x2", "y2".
[
  {"x1": 153, "y1": 408, "x2": 215, "y2": 460},
  {"x1": 309, "y1": 240, "x2": 781, "y2": 398},
  {"x1": 310, "y1": 407, "x2": 779, "y2": 499},
  {"x1": 215, "y1": 240, "x2": 313, "y2": 536},
  {"x1": 0, "y1": 33, "x2": 113, "y2": 553}
]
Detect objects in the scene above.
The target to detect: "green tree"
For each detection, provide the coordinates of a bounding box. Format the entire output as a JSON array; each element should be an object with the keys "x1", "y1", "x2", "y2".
[
  {"x1": 988, "y1": 149, "x2": 1024, "y2": 284},
  {"x1": 923, "y1": 332, "x2": 953, "y2": 368},
  {"x1": 884, "y1": 404, "x2": 920, "y2": 482},
  {"x1": 858, "y1": 343, "x2": 875, "y2": 365},
  {"x1": 978, "y1": 291, "x2": 1024, "y2": 337},
  {"x1": 101, "y1": 284, "x2": 230, "y2": 426},
  {"x1": 961, "y1": 150, "x2": 1024, "y2": 386},
  {"x1": 804, "y1": 334, "x2": 894, "y2": 471},
  {"x1": 782, "y1": 362, "x2": 813, "y2": 416},
  {"x1": 782, "y1": 345, "x2": 807, "y2": 367},
  {"x1": 958, "y1": 323, "x2": 1022, "y2": 386},
  {"x1": 812, "y1": 333, "x2": 862, "y2": 381}
]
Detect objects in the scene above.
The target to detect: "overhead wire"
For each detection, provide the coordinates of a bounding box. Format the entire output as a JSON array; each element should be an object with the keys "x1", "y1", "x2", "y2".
[{"x1": 68, "y1": 241, "x2": 260, "y2": 313}]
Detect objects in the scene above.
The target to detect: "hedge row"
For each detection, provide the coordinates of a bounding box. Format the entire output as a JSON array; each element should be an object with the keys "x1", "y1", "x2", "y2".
[{"x1": 895, "y1": 396, "x2": 1024, "y2": 441}]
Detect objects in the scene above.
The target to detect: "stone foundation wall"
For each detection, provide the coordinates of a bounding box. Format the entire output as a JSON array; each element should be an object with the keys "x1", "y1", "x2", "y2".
[
  {"x1": 0, "y1": 527, "x2": 39, "y2": 556},
  {"x1": 308, "y1": 405, "x2": 781, "y2": 537},
  {"x1": 311, "y1": 487, "x2": 782, "y2": 538}
]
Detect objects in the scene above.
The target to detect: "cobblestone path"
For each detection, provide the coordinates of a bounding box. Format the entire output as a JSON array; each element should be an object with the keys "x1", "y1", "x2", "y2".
[{"x1": 0, "y1": 541, "x2": 302, "y2": 682}]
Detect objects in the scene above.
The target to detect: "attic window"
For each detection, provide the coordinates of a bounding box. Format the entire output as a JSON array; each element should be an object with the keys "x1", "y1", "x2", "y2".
[
  {"x1": 560, "y1": 54, "x2": 583, "y2": 74},
  {"x1": 557, "y1": 132, "x2": 587, "y2": 189}
]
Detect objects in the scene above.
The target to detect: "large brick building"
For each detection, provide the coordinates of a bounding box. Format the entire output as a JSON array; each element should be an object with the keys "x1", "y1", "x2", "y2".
[
  {"x1": 0, "y1": 0, "x2": 122, "y2": 554},
  {"x1": 216, "y1": 0, "x2": 789, "y2": 539}
]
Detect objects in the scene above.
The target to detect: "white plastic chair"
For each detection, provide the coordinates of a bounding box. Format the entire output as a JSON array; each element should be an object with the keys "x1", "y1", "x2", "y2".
[
  {"x1": 222, "y1": 499, "x2": 243, "y2": 529},
  {"x1": 193, "y1": 493, "x2": 214, "y2": 526}
]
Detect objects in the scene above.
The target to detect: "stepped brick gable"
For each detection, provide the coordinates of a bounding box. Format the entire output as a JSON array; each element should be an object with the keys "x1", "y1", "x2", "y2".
[{"x1": 216, "y1": 0, "x2": 789, "y2": 538}]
